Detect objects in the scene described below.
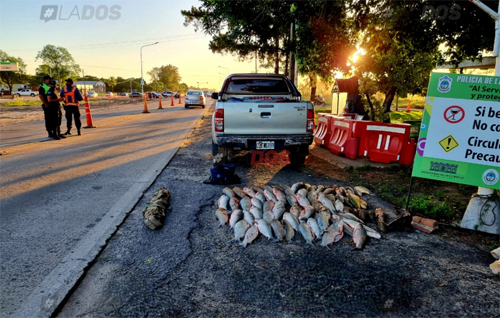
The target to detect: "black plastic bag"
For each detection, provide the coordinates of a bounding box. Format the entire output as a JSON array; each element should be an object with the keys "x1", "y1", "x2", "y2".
[{"x1": 203, "y1": 164, "x2": 241, "y2": 185}]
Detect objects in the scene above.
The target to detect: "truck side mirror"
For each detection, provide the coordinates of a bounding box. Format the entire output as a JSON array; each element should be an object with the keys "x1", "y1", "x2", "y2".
[{"x1": 211, "y1": 92, "x2": 219, "y2": 100}]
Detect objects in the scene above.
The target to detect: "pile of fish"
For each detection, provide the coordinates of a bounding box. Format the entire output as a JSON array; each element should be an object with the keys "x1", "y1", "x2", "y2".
[
  {"x1": 143, "y1": 188, "x2": 170, "y2": 230},
  {"x1": 215, "y1": 183, "x2": 387, "y2": 249}
]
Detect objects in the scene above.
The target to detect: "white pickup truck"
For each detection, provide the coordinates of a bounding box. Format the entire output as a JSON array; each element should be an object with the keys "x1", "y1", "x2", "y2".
[
  {"x1": 16, "y1": 89, "x2": 39, "y2": 97},
  {"x1": 211, "y1": 73, "x2": 314, "y2": 166}
]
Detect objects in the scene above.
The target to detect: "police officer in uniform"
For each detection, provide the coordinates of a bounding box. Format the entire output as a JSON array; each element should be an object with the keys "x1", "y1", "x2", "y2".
[
  {"x1": 38, "y1": 75, "x2": 53, "y2": 138},
  {"x1": 46, "y1": 80, "x2": 66, "y2": 140},
  {"x1": 60, "y1": 78, "x2": 84, "y2": 135}
]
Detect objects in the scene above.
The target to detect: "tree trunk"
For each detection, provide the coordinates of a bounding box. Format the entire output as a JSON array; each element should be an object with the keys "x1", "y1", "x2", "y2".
[
  {"x1": 274, "y1": 50, "x2": 279, "y2": 74},
  {"x1": 309, "y1": 74, "x2": 317, "y2": 102},
  {"x1": 284, "y1": 52, "x2": 289, "y2": 77},
  {"x1": 365, "y1": 94, "x2": 375, "y2": 120},
  {"x1": 382, "y1": 87, "x2": 397, "y2": 113}
]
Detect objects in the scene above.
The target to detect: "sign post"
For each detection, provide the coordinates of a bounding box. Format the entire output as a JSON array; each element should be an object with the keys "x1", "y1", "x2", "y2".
[
  {"x1": 412, "y1": 73, "x2": 500, "y2": 234},
  {"x1": 0, "y1": 62, "x2": 19, "y2": 72}
]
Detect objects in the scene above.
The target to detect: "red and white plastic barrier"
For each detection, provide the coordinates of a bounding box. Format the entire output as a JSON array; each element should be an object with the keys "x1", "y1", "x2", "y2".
[
  {"x1": 353, "y1": 122, "x2": 413, "y2": 164},
  {"x1": 314, "y1": 114, "x2": 333, "y2": 147},
  {"x1": 327, "y1": 117, "x2": 359, "y2": 159}
]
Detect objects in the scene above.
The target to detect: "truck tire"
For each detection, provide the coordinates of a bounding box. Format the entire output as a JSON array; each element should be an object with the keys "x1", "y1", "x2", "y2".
[
  {"x1": 289, "y1": 154, "x2": 306, "y2": 167},
  {"x1": 212, "y1": 140, "x2": 219, "y2": 156}
]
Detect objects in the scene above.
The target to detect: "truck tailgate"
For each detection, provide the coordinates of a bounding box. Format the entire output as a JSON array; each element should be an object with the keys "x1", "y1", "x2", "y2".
[{"x1": 223, "y1": 102, "x2": 308, "y2": 135}]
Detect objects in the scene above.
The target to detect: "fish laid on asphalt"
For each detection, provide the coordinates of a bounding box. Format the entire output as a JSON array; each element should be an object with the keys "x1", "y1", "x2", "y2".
[
  {"x1": 283, "y1": 219, "x2": 295, "y2": 242},
  {"x1": 307, "y1": 190, "x2": 318, "y2": 203},
  {"x1": 263, "y1": 185, "x2": 274, "y2": 193},
  {"x1": 270, "y1": 220, "x2": 285, "y2": 241},
  {"x1": 374, "y1": 208, "x2": 387, "y2": 232},
  {"x1": 215, "y1": 208, "x2": 229, "y2": 227},
  {"x1": 263, "y1": 211, "x2": 275, "y2": 223},
  {"x1": 256, "y1": 219, "x2": 274, "y2": 240},
  {"x1": 229, "y1": 197, "x2": 239, "y2": 211},
  {"x1": 299, "y1": 205, "x2": 316, "y2": 221},
  {"x1": 354, "y1": 186, "x2": 371, "y2": 196},
  {"x1": 233, "y1": 219, "x2": 250, "y2": 241},
  {"x1": 319, "y1": 194, "x2": 336, "y2": 214},
  {"x1": 243, "y1": 210, "x2": 255, "y2": 225},
  {"x1": 315, "y1": 212, "x2": 331, "y2": 233},
  {"x1": 233, "y1": 187, "x2": 248, "y2": 199},
  {"x1": 251, "y1": 197, "x2": 263, "y2": 209},
  {"x1": 241, "y1": 225, "x2": 259, "y2": 247},
  {"x1": 243, "y1": 187, "x2": 256, "y2": 197},
  {"x1": 296, "y1": 193, "x2": 311, "y2": 208},
  {"x1": 347, "y1": 192, "x2": 362, "y2": 209},
  {"x1": 323, "y1": 187, "x2": 335, "y2": 195},
  {"x1": 298, "y1": 222, "x2": 315, "y2": 246},
  {"x1": 223, "y1": 187, "x2": 235, "y2": 198},
  {"x1": 290, "y1": 205, "x2": 303, "y2": 218},
  {"x1": 282, "y1": 184, "x2": 295, "y2": 197},
  {"x1": 264, "y1": 189, "x2": 278, "y2": 202},
  {"x1": 353, "y1": 223, "x2": 367, "y2": 249},
  {"x1": 283, "y1": 212, "x2": 299, "y2": 231},
  {"x1": 253, "y1": 186, "x2": 265, "y2": 193},
  {"x1": 321, "y1": 221, "x2": 344, "y2": 248},
  {"x1": 273, "y1": 188, "x2": 286, "y2": 201},
  {"x1": 286, "y1": 194, "x2": 298, "y2": 207},
  {"x1": 339, "y1": 212, "x2": 364, "y2": 224},
  {"x1": 316, "y1": 185, "x2": 325, "y2": 193},
  {"x1": 362, "y1": 224, "x2": 381, "y2": 240},
  {"x1": 291, "y1": 182, "x2": 305, "y2": 193},
  {"x1": 240, "y1": 197, "x2": 252, "y2": 211},
  {"x1": 272, "y1": 200, "x2": 287, "y2": 220},
  {"x1": 255, "y1": 192, "x2": 266, "y2": 203},
  {"x1": 250, "y1": 206, "x2": 263, "y2": 219},
  {"x1": 263, "y1": 200, "x2": 275, "y2": 213},
  {"x1": 229, "y1": 209, "x2": 243, "y2": 228},
  {"x1": 334, "y1": 200, "x2": 344, "y2": 214},
  {"x1": 218, "y1": 195, "x2": 230, "y2": 210},
  {"x1": 307, "y1": 218, "x2": 322, "y2": 240},
  {"x1": 297, "y1": 188, "x2": 308, "y2": 198}
]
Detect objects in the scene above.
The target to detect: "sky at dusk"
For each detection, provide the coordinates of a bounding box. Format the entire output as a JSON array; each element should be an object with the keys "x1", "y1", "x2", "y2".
[{"x1": 0, "y1": 0, "x2": 259, "y2": 90}]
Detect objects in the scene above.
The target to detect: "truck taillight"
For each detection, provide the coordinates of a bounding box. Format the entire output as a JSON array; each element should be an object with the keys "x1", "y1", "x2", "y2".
[
  {"x1": 200, "y1": 95, "x2": 204, "y2": 100},
  {"x1": 306, "y1": 109, "x2": 314, "y2": 132},
  {"x1": 215, "y1": 109, "x2": 224, "y2": 132}
]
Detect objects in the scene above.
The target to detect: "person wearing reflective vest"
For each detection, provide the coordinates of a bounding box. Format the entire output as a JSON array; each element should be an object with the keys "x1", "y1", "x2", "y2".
[
  {"x1": 38, "y1": 75, "x2": 54, "y2": 138},
  {"x1": 60, "y1": 78, "x2": 84, "y2": 135}
]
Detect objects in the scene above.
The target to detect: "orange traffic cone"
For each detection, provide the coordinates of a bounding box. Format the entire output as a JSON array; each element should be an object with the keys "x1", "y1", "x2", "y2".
[
  {"x1": 406, "y1": 101, "x2": 411, "y2": 113},
  {"x1": 158, "y1": 97, "x2": 163, "y2": 109},
  {"x1": 143, "y1": 96, "x2": 150, "y2": 113},
  {"x1": 83, "y1": 95, "x2": 96, "y2": 128},
  {"x1": 171, "y1": 94, "x2": 174, "y2": 106}
]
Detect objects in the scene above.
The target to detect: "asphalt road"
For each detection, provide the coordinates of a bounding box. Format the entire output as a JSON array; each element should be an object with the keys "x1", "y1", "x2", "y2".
[
  {"x1": 0, "y1": 100, "x2": 209, "y2": 317},
  {"x1": 55, "y1": 106, "x2": 500, "y2": 318}
]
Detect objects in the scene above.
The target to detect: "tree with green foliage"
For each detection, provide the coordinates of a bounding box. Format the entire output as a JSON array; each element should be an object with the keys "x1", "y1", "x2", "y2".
[
  {"x1": 106, "y1": 76, "x2": 117, "y2": 92},
  {"x1": 0, "y1": 50, "x2": 28, "y2": 94},
  {"x1": 35, "y1": 45, "x2": 80, "y2": 88},
  {"x1": 148, "y1": 65, "x2": 181, "y2": 91}
]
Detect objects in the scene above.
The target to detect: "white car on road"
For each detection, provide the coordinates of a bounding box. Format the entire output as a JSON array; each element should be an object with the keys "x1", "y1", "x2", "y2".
[{"x1": 16, "y1": 89, "x2": 39, "y2": 97}]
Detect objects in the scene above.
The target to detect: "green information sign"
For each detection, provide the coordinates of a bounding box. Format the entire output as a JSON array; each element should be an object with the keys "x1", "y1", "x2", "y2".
[{"x1": 412, "y1": 73, "x2": 500, "y2": 190}]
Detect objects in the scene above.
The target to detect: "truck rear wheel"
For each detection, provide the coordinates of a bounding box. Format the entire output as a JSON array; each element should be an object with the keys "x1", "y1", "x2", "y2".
[{"x1": 289, "y1": 154, "x2": 306, "y2": 167}]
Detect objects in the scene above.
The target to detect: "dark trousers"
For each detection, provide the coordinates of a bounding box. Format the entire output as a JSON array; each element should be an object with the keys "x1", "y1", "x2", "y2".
[
  {"x1": 42, "y1": 105, "x2": 51, "y2": 134},
  {"x1": 64, "y1": 106, "x2": 81, "y2": 131},
  {"x1": 47, "y1": 105, "x2": 61, "y2": 135}
]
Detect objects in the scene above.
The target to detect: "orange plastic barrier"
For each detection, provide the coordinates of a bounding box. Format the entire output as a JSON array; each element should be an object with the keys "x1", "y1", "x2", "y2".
[
  {"x1": 327, "y1": 117, "x2": 359, "y2": 159},
  {"x1": 354, "y1": 121, "x2": 412, "y2": 164},
  {"x1": 313, "y1": 113, "x2": 333, "y2": 147}
]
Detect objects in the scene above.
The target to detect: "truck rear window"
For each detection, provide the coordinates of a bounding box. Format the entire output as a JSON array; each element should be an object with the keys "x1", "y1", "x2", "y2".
[{"x1": 226, "y1": 78, "x2": 289, "y2": 94}]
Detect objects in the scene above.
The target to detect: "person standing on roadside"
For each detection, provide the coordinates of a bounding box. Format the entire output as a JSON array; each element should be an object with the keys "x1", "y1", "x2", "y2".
[
  {"x1": 60, "y1": 78, "x2": 83, "y2": 136},
  {"x1": 38, "y1": 75, "x2": 53, "y2": 138},
  {"x1": 46, "y1": 80, "x2": 66, "y2": 140}
]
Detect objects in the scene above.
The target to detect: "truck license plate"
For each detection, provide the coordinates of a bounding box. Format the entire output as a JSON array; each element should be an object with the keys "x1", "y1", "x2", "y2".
[{"x1": 256, "y1": 141, "x2": 274, "y2": 150}]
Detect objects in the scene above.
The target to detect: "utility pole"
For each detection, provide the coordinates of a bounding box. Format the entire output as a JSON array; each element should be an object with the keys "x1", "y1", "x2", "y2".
[{"x1": 289, "y1": 22, "x2": 295, "y2": 84}]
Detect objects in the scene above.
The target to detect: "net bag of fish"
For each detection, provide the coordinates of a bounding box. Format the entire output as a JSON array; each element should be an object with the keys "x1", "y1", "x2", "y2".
[
  {"x1": 143, "y1": 187, "x2": 171, "y2": 230},
  {"x1": 215, "y1": 183, "x2": 387, "y2": 249}
]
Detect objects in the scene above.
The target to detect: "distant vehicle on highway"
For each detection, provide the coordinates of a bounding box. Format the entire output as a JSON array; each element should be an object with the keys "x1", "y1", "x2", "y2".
[
  {"x1": 162, "y1": 91, "x2": 173, "y2": 97},
  {"x1": 117, "y1": 92, "x2": 128, "y2": 96},
  {"x1": 174, "y1": 92, "x2": 180, "y2": 98},
  {"x1": 87, "y1": 92, "x2": 98, "y2": 98},
  {"x1": 106, "y1": 92, "x2": 114, "y2": 97},
  {"x1": 185, "y1": 90, "x2": 205, "y2": 108},
  {"x1": 129, "y1": 92, "x2": 142, "y2": 98},
  {"x1": 16, "y1": 89, "x2": 39, "y2": 97}
]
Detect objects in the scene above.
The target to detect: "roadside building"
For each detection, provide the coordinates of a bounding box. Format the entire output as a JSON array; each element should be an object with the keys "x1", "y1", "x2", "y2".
[{"x1": 75, "y1": 81, "x2": 106, "y2": 95}]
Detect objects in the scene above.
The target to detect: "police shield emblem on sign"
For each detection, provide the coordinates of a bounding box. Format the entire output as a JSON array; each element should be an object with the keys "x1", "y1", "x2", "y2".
[{"x1": 437, "y1": 75, "x2": 452, "y2": 93}]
